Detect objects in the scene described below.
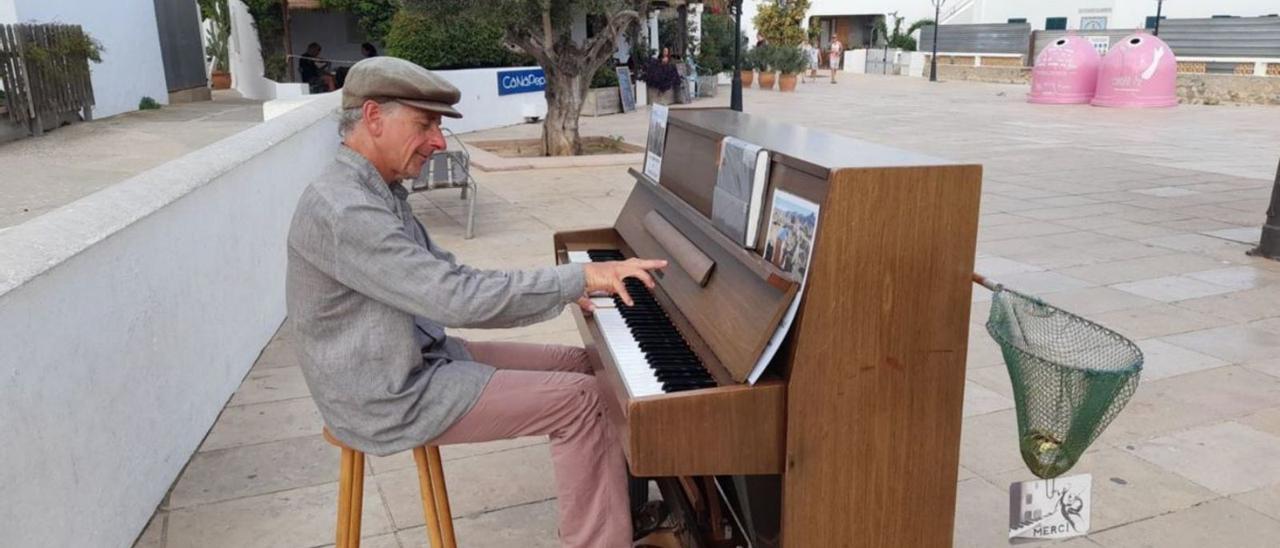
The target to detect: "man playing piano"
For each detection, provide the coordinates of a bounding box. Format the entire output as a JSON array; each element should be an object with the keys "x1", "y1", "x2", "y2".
[{"x1": 285, "y1": 57, "x2": 666, "y2": 547}]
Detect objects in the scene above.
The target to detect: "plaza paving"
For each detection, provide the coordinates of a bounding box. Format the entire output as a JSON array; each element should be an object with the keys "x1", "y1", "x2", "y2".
[
  {"x1": 0, "y1": 91, "x2": 262, "y2": 230},
  {"x1": 138, "y1": 74, "x2": 1280, "y2": 547}
]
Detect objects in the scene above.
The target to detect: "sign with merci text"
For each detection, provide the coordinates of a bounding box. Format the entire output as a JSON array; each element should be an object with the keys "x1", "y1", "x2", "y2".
[{"x1": 497, "y1": 68, "x2": 546, "y2": 96}]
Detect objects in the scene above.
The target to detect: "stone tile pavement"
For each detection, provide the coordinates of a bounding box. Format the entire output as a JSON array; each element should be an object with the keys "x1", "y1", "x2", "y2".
[
  {"x1": 0, "y1": 90, "x2": 263, "y2": 230},
  {"x1": 137, "y1": 75, "x2": 1280, "y2": 547}
]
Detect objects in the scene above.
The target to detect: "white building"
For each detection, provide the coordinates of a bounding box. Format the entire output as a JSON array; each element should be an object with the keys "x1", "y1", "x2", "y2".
[
  {"x1": 0, "y1": 0, "x2": 173, "y2": 118},
  {"x1": 743, "y1": 0, "x2": 1280, "y2": 48}
]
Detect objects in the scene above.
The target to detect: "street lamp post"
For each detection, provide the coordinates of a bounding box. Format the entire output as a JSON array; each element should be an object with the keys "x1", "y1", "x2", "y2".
[
  {"x1": 930, "y1": 0, "x2": 944, "y2": 82},
  {"x1": 1153, "y1": 0, "x2": 1164, "y2": 35},
  {"x1": 731, "y1": 0, "x2": 743, "y2": 111}
]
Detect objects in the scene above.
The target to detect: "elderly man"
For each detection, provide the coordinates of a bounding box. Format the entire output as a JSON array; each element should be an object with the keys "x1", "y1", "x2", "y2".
[{"x1": 286, "y1": 57, "x2": 664, "y2": 547}]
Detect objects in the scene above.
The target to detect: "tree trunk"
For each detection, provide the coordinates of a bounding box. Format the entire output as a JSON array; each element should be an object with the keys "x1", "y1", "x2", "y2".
[{"x1": 542, "y1": 69, "x2": 589, "y2": 156}]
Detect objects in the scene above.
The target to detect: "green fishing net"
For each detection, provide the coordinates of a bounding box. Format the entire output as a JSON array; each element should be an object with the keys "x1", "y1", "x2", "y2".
[{"x1": 986, "y1": 286, "x2": 1143, "y2": 479}]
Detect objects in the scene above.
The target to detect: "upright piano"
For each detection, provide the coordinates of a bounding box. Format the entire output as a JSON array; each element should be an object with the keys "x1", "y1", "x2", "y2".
[{"x1": 553, "y1": 108, "x2": 982, "y2": 547}]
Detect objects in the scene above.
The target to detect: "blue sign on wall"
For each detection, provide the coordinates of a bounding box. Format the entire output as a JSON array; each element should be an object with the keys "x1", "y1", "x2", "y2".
[{"x1": 497, "y1": 68, "x2": 547, "y2": 96}]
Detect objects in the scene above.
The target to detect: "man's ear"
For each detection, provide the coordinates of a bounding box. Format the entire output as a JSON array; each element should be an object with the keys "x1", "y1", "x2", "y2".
[{"x1": 361, "y1": 100, "x2": 382, "y2": 136}]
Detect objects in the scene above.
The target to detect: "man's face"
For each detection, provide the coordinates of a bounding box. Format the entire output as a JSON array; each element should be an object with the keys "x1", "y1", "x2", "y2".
[{"x1": 373, "y1": 103, "x2": 447, "y2": 181}]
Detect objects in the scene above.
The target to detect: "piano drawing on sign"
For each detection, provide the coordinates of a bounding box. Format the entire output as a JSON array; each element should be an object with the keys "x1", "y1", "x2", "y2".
[{"x1": 553, "y1": 108, "x2": 983, "y2": 547}]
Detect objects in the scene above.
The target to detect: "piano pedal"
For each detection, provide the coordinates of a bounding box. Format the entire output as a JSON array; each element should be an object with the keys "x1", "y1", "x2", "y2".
[
  {"x1": 634, "y1": 527, "x2": 683, "y2": 548},
  {"x1": 632, "y1": 499, "x2": 671, "y2": 541}
]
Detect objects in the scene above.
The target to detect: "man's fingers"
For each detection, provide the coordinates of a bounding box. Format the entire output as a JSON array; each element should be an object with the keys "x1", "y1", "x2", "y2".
[
  {"x1": 629, "y1": 268, "x2": 655, "y2": 289},
  {"x1": 613, "y1": 280, "x2": 634, "y2": 307},
  {"x1": 629, "y1": 258, "x2": 668, "y2": 271}
]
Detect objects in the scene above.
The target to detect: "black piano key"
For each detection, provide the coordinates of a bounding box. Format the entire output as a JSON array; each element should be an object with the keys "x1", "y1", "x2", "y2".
[{"x1": 580, "y1": 249, "x2": 718, "y2": 394}]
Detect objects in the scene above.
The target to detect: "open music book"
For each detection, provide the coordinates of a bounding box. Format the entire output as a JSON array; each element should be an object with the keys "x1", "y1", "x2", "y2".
[
  {"x1": 711, "y1": 136, "x2": 771, "y2": 248},
  {"x1": 749, "y1": 190, "x2": 820, "y2": 384}
]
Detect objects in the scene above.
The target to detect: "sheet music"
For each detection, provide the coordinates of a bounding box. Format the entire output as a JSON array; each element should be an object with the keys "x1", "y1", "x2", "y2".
[
  {"x1": 711, "y1": 136, "x2": 770, "y2": 248},
  {"x1": 749, "y1": 190, "x2": 820, "y2": 385},
  {"x1": 643, "y1": 104, "x2": 669, "y2": 181}
]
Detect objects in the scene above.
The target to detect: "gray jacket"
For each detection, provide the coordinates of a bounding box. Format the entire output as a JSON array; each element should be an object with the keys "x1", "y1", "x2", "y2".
[{"x1": 285, "y1": 146, "x2": 585, "y2": 456}]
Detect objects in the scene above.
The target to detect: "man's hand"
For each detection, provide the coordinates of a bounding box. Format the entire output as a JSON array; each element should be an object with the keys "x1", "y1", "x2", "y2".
[
  {"x1": 582, "y1": 258, "x2": 668, "y2": 307},
  {"x1": 576, "y1": 294, "x2": 595, "y2": 315}
]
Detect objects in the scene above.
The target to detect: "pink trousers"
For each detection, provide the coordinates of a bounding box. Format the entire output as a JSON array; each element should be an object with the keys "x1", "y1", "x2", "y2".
[{"x1": 429, "y1": 340, "x2": 630, "y2": 547}]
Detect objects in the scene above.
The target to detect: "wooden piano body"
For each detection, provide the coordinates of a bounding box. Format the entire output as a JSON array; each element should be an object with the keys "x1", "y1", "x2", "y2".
[{"x1": 553, "y1": 109, "x2": 982, "y2": 547}]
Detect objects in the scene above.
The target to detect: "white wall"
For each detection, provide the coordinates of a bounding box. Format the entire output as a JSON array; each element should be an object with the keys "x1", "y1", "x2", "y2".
[
  {"x1": 745, "y1": 0, "x2": 1280, "y2": 42},
  {"x1": 0, "y1": 93, "x2": 341, "y2": 548},
  {"x1": 0, "y1": 0, "x2": 18, "y2": 24},
  {"x1": 229, "y1": 0, "x2": 276, "y2": 101},
  {"x1": 433, "y1": 67, "x2": 549, "y2": 134},
  {"x1": 12, "y1": 0, "x2": 169, "y2": 117}
]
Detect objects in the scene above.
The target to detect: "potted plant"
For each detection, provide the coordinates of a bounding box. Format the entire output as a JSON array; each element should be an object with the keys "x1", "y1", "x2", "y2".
[
  {"x1": 740, "y1": 47, "x2": 756, "y2": 87},
  {"x1": 774, "y1": 45, "x2": 807, "y2": 92},
  {"x1": 756, "y1": 45, "x2": 777, "y2": 90},
  {"x1": 584, "y1": 63, "x2": 622, "y2": 116},
  {"x1": 695, "y1": 45, "x2": 722, "y2": 97},
  {"x1": 204, "y1": 0, "x2": 231, "y2": 89},
  {"x1": 640, "y1": 57, "x2": 681, "y2": 105}
]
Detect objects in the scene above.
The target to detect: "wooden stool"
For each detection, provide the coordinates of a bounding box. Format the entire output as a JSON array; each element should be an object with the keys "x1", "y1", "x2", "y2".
[{"x1": 323, "y1": 428, "x2": 457, "y2": 548}]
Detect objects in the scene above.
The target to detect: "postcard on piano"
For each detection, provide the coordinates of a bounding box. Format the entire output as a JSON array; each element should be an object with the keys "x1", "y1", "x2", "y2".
[
  {"x1": 643, "y1": 104, "x2": 669, "y2": 182},
  {"x1": 762, "y1": 190, "x2": 818, "y2": 280},
  {"x1": 750, "y1": 190, "x2": 820, "y2": 384},
  {"x1": 711, "y1": 136, "x2": 770, "y2": 248}
]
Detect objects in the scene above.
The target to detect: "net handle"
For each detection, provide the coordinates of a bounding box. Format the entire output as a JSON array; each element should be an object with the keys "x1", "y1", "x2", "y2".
[{"x1": 972, "y1": 272, "x2": 1001, "y2": 292}]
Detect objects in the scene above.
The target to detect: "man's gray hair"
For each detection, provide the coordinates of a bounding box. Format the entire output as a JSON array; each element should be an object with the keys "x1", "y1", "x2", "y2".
[{"x1": 337, "y1": 100, "x2": 400, "y2": 138}]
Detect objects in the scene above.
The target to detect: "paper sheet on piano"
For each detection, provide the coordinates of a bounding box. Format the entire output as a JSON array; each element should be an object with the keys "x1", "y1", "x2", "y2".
[{"x1": 749, "y1": 190, "x2": 821, "y2": 385}]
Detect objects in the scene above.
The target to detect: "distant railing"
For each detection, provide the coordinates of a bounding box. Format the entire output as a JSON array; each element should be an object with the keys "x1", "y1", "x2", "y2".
[{"x1": 0, "y1": 23, "x2": 96, "y2": 135}]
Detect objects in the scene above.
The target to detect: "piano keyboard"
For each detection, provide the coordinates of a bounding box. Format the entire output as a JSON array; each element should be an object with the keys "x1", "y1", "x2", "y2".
[{"x1": 579, "y1": 249, "x2": 716, "y2": 397}]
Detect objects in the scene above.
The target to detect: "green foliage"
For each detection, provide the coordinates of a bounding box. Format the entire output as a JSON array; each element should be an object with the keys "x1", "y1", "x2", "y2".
[
  {"x1": 696, "y1": 10, "x2": 738, "y2": 75},
  {"x1": 742, "y1": 46, "x2": 760, "y2": 71},
  {"x1": 753, "y1": 0, "x2": 810, "y2": 47},
  {"x1": 751, "y1": 44, "x2": 777, "y2": 72},
  {"x1": 590, "y1": 62, "x2": 619, "y2": 88},
  {"x1": 25, "y1": 29, "x2": 103, "y2": 66},
  {"x1": 318, "y1": 0, "x2": 400, "y2": 44},
  {"x1": 385, "y1": 9, "x2": 532, "y2": 70},
  {"x1": 771, "y1": 45, "x2": 806, "y2": 74},
  {"x1": 202, "y1": 0, "x2": 231, "y2": 72},
  {"x1": 243, "y1": 0, "x2": 286, "y2": 80},
  {"x1": 139, "y1": 96, "x2": 161, "y2": 110}
]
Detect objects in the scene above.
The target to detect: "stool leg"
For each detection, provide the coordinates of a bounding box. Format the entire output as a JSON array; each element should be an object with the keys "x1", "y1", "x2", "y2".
[
  {"x1": 336, "y1": 448, "x2": 355, "y2": 548},
  {"x1": 414, "y1": 447, "x2": 447, "y2": 548},
  {"x1": 347, "y1": 452, "x2": 365, "y2": 548},
  {"x1": 426, "y1": 446, "x2": 457, "y2": 548},
  {"x1": 464, "y1": 182, "x2": 476, "y2": 240}
]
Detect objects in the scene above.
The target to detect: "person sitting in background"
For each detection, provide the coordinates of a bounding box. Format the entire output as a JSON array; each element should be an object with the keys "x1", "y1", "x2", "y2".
[
  {"x1": 361, "y1": 42, "x2": 379, "y2": 58},
  {"x1": 299, "y1": 42, "x2": 336, "y2": 92}
]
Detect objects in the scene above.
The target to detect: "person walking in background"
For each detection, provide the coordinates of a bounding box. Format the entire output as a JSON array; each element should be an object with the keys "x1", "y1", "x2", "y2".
[
  {"x1": 828, "y1": 35, "x2": 844, "y2": 83},
  {"x1": 804, "y1": 39, "x2": 820, "y2": 81}
]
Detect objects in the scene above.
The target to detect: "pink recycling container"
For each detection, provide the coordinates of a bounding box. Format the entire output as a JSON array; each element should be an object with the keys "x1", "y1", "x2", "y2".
[
  {"x1": 1029, "y1": 35, "x2": 1102, "y2": 104},
  {"x1": 1091, "y1": 32, "x2": 1178, "y2": 108}
]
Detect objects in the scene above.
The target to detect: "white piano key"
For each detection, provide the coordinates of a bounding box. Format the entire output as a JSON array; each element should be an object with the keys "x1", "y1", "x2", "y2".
[
  {"x1": 594, "y1": 309, "x2": 664, "y2": 397},
  {"x1": 567, "y1": 250, "x2": 591, "y2": 263}
]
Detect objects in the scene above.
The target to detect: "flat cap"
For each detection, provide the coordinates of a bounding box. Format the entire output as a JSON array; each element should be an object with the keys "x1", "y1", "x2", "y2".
[{"x1": 342, "y1": 56, "x2": 463, "y2": 118}]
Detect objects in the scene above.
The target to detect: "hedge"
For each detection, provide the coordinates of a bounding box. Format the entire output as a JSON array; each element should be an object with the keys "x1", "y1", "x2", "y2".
[{"x1": 385, "y1": 10, "x2": 534, "y2": 70}]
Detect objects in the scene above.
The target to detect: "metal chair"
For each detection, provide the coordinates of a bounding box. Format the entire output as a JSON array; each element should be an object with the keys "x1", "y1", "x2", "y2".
[{"x1": 412, "y1": 128, "x2": 477, "y2": 239}]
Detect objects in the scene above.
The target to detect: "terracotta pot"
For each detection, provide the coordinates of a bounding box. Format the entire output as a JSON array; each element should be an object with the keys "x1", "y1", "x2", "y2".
[
  {"x1": 779, "y1": 73, "x2": 798, "y2": 92},
  {"x1": 740, "y1": 69, "x2": 754, "y2": 87},
  {"x1": 211, "y1": 70, "x2": 231, "y2": 90},
  {"x1": 758, "y1": 71, "x2": 777, "y2": 90}
]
